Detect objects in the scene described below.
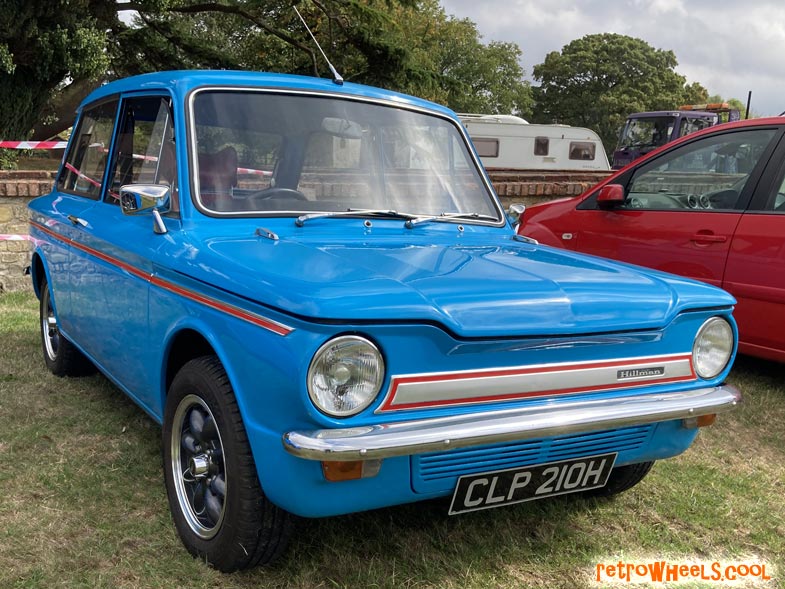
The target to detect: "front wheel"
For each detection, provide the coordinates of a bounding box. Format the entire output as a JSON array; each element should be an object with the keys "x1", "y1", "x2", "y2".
[{"x1": 163, "y1": 356, "x2": 293, "y2": 571}]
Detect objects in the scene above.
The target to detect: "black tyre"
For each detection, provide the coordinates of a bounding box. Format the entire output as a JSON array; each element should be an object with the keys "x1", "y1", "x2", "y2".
[
  {"x1": 39, "y1": 277, "x2": 95, "y2": 377},
  {"x1": 163, "y1": 356, "x2": 293, "y2": 571},
  {"x1": 585, "y1": 461, "x2": 654, "y2": 498}
]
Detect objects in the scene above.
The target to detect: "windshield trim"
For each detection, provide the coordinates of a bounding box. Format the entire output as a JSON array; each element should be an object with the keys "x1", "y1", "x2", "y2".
[{"x1": 185, "y1": 85, "x2": 505, "y2": 227}]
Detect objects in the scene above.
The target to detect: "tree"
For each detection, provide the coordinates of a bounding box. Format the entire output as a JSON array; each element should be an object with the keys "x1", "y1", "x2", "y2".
[
  {"x1": 111, "y1": 0, "x2": 531, "y2": 114},
  {"x1": 0, "y1": 0, "x2": 112, "y2": 166},
  {"x1": 392, "y1": 2, "x2": 531, "y2": 116},
  {"x1": 532, "y1": 33, "x2": 707, "y2": 152},
  {"x1": 1, "y1": 0, "x2": 532, "y2": 170}
]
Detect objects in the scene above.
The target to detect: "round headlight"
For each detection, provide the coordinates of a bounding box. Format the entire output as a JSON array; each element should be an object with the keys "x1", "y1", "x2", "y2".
[
  {"x1": 692, "y1": 317, "x2": 734, "y2": 379},
  {"x1": 307, "y1": 336, "x2": 385, "y2": 417}
]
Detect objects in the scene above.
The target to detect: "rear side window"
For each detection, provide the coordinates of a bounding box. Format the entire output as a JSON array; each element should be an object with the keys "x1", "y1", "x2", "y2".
[{"x1": 58, "y1": 100, "x2": 118, "y2": 199}]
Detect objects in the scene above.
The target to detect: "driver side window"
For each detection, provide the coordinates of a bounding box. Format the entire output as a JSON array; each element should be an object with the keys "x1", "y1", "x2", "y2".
[
  {"x1": 623, "y1": 129, "x2": 776, "y2": 211},
  {"x1": 107, "y1": 96, "x2": 177, "y2": 208}
]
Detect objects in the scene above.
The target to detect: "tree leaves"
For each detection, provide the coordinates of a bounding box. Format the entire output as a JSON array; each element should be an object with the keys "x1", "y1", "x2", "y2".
[{"x1": 532, "y1": 33, "x2": 708, "y2": 154}]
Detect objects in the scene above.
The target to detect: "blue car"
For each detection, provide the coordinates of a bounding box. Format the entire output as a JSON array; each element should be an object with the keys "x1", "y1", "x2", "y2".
[{"x1": 29, "y1": 71, "x2": 740, "y2": 571}]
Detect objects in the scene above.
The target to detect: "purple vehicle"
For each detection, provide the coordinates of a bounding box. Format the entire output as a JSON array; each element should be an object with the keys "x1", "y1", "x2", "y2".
[{"x1": 613, "y1": 104, "x2": 741, "y2": 169}]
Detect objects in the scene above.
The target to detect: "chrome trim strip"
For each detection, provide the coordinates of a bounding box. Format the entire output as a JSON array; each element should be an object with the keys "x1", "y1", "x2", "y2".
[
  {"x1": 283, "y1": 385, "x2": 741, "y2": 461},
  {"x1": 377, "y1": 353, "x2": 695, "y2": 412}
]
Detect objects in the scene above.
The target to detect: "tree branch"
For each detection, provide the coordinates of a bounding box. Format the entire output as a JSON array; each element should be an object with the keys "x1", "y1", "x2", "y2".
[
  {"x1": 30, "y1": 78, "x2": 103, "y2": 140},
  {"x1": 167, "y1": 2, "x2": 320, "y2": 76}
]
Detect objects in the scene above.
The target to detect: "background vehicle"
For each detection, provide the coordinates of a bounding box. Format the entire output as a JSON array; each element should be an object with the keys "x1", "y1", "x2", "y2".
[
  {"x1": 612, "y1": 103, "x2": 741, "y2": 169},
  {"x1": 460, "y1": 113, "x2": 610, "y2": 171},
  {"x1": 29, "y1": 71, "x2": 739, "y2": 571},
  {"x1": 520, "y1": 117, "x2": 785, "y2": 363}
]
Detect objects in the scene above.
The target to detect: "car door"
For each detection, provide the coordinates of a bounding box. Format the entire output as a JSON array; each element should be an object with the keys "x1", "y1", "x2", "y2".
[
  {"x1": 572, "y1": 127, "x2": 781, "y2": 288},
  {"x1": 43, "y1": 99, "x2": 119, "y2": 337},
  {"x1": 66, "y1": 94, "x2": 178, "y2": 411},
  {"x1": 722, "y1": 139, "x2": 785, "y2": 362}
]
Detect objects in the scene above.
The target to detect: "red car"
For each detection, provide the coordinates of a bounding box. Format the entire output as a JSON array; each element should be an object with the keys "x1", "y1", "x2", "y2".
[{"x1": 519, "y1": 117, "x2": 785, "y2": 363}]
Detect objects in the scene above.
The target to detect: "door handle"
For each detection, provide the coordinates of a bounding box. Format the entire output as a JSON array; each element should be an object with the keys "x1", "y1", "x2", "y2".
[
  {"x1": 67, "y1": 215, "x2": 88, "y2": 227},
  {"x1": 691, "y1": 232, "x2": 727, "y2": 244}
]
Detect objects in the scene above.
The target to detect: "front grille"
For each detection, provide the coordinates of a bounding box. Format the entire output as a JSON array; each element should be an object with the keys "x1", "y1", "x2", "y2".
[{"x1": 411, "y1": 425, "x2": 654, "y2": 494}]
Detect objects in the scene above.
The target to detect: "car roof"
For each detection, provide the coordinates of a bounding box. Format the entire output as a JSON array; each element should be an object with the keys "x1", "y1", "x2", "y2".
[{"x1": 80, "y1": 70, "x2": 454, "y2": 118}]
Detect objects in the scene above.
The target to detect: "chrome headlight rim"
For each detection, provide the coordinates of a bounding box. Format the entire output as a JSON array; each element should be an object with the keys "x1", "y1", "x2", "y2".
[
  {"x1": 692, "y1": 316, "x2": 734, "y2": 380},
  {"x1": 307, "y1": 335, "x2": 385, "y2": 418}
]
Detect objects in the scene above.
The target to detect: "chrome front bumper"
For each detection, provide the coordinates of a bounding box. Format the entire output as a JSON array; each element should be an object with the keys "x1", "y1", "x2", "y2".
[{"x1": 283, "y1": 385, "x2": 741, "y2": 461}]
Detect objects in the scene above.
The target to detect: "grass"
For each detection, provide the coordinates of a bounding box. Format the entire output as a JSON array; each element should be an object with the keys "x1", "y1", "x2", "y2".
[{"x1": 1, "y1": 290, "x2": 783, "y2": 588}]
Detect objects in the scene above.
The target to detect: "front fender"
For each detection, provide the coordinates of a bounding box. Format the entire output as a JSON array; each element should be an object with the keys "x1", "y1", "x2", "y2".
[{"x1": 520, "y1": 221, "x2": 566, "y2": 249}]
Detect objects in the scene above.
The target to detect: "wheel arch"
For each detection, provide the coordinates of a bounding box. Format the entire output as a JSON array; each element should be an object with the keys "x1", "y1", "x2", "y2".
[
  {"x1": 163, "y1": 327, "x2": 218, "y2": 398},
  {"x1": 30, "y1": 252, "x2": 48, "y2": 299}
]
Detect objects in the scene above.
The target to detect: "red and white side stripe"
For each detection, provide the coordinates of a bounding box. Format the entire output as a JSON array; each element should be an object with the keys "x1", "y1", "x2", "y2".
[{"x1": 28, "y1": 220, "x2": 294, "y2": 336}]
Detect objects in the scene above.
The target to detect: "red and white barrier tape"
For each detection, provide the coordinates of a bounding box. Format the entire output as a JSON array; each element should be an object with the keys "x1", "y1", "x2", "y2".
[
  {"x1": 0, "y1": 234, "x2": 32, "y2": 241},
  {"x1": 64, "y1": 162, "x2": 102, "y2": 189},
  {"x1": 238, "y1": 167, "x2": 272, "y2": 176},
  {"x1": 0, "y1": 141, "x2": 67, "y2": 149},
  {"x1": 3, "y1": 140, "x2": 272, "y2": 176}
]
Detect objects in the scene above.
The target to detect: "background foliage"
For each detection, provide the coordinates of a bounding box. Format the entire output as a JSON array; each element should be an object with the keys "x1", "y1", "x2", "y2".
[
  {"x1": 1, "y1": 1, "x2": 746, "y2": 167},
  {"x1": 532, "y1": 33, "x2": 710, "y2": 154}
]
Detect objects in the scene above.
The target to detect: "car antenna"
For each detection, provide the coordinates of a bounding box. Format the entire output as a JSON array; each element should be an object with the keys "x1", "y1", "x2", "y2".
[{"x1": 294, "y1": 5, "x2": 344, "y2": 86}]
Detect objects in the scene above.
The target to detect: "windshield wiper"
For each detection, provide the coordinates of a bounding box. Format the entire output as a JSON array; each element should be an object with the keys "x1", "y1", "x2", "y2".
[
  {"x1": 404, "y1": 212, "x2": 499, "y2": 228},
  {"x1": 295, "y1": 209, "x2": 418, "y2": 226}
]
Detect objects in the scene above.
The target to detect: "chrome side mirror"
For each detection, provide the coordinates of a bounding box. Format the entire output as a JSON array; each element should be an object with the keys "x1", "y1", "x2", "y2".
[
  {"x1": 507, "y1": 203, "x2": 526, "y2": 231},
  {"x1": 120, "y1": 184, "x2": 171, "y2": 214},
  {"x1": 120, "y1": 184, "x2": 171, "y2": 234}
]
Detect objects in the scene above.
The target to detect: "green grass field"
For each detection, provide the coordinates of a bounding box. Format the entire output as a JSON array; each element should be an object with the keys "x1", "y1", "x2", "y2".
[{"x1": 1, "y1": 290, "x2": 783, "y2": 588}]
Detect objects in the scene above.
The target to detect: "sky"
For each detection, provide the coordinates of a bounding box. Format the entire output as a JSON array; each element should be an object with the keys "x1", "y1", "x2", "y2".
[{"x1": 440, "y1": 0, "x2": 785, "y2": 117}]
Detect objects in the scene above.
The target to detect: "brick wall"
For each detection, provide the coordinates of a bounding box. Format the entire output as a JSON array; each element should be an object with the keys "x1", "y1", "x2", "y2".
[
  {"x1": 0, "y1": 169, "x2": 609, "y2": 293},
  {"x1": 0, "y1": 172, "x2": 56, "y2": 293},
  {"x1": 487, "y1": 169, "x2": 610, "y2": 209}
]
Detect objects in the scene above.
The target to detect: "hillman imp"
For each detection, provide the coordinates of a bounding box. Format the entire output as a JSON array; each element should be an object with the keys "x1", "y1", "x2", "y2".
[{"x1": 28, "y1": 70, "x2": 741, "y2": 571}]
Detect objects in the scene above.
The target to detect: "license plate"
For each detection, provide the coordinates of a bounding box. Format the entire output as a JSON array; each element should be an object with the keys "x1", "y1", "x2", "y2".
[{"x1": 448, "y1": 453, "x2": 617, "y2": 515}]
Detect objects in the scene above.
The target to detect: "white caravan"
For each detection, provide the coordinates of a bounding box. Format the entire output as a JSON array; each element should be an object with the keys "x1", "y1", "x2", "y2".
[{"x1": 459, "y1": 114, "x2": 610, "y2": 171}]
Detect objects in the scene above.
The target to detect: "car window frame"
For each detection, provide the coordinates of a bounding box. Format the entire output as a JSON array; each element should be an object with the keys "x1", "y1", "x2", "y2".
[
  {"x1": 745, "y1": 130, "x2": 785, "y2": 214},
  {"x1": 56, "y1": 96, "x2": 121, "y2": 201},
  {"x1": 103, "y1": 92, "x2": 180, "y2": 215},
  {"x1": 184, "y1": 85, "x2": 505, "y2": 224}
]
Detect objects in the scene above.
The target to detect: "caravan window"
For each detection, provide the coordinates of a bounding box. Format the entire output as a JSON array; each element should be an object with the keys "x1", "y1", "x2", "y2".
[
  {"x1": 534, "y1": 137, "x2": 549, "y2": 156},
  {"x1": 474, "y1": 138, "x2": 499, "y2": 158},
  {"x1": 569, "y1": 141, "x2": 596, "y2": 161}
]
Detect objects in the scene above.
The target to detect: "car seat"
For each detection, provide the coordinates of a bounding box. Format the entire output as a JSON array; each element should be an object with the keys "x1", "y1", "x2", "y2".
[{"x1": 198, "y1": 146, "x2": 238, "y2": 211}]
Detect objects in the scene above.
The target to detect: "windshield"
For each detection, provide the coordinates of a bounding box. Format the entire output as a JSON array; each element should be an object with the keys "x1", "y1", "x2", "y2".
[
  {"x1": 617, "y1": 116, "x2": 676, "y2": 150},
  {"x1": 190, "y1": 90, "x2": 500, "y2": 221}
]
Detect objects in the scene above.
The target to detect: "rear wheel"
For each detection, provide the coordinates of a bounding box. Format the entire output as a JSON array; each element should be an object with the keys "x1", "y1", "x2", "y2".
[
  {"x1": 163, "y1": 356, "x2": 293, "y2": 571},
  {"x1": 39, "y1": 277, "x2": 94, "y2": 376},
  {"x1": 585, "y1": 461, "x2": 654, "y2": 498}
]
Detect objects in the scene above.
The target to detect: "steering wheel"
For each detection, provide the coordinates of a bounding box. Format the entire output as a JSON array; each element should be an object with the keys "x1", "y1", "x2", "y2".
[
  {"x1": 252, "y1": 187, "x2": 308, "y2": 201},
  {"x1": 627, "y1": 197, "x2": 643, "y2": 209}
]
